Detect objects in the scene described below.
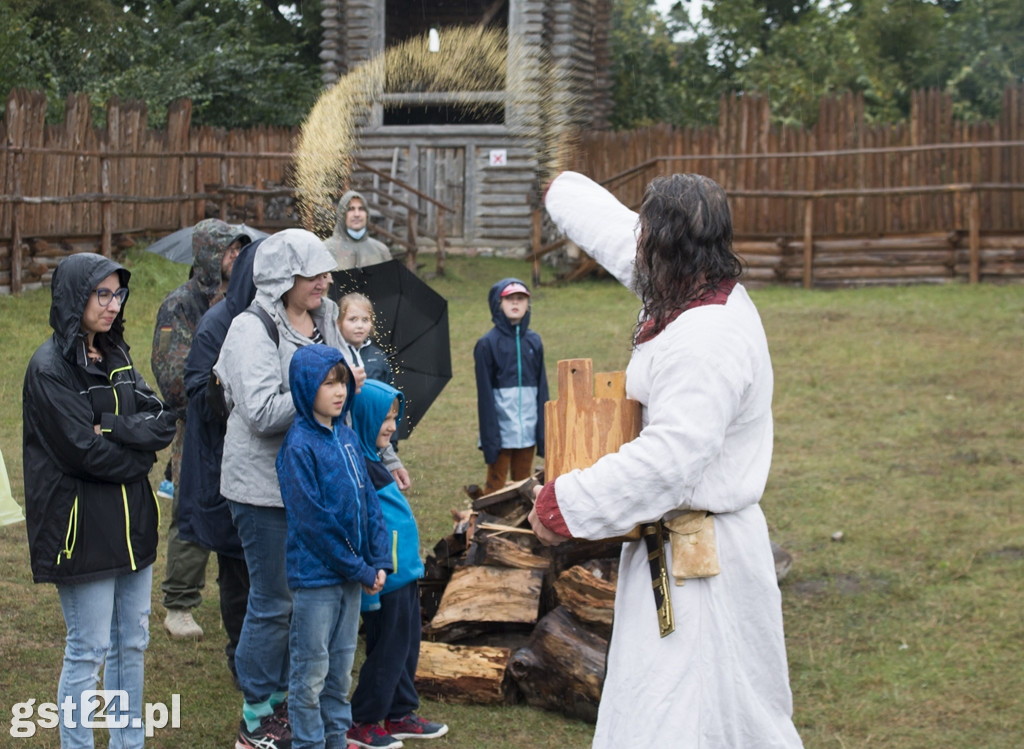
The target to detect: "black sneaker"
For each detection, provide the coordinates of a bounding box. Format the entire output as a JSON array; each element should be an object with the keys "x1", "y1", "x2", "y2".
[
  {"x1": 236, "y1": 713, "x2": 292, "y2": 749},
  {"x1": 384, "y1": 713, "x2": 449, "y2": 741},
  {"x1": 272, "y1": 700, "x2": 290, "y2": 729}
]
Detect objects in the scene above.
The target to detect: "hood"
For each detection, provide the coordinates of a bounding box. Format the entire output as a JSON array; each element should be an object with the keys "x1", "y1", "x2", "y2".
[
  {"x1": 288, "y1": 344, "x2": 354, "y2": 432},
  {"x1": 253, "y1": 229, "x2": 338, "y2": 305},
  {"x1": 49, "y1": 253, "x2": 130, "y2": 359},
  {"x1": 488, "y1": 277, "x2": 532, "y2": 334},
  {"x1": 350, "y1": 379, "x2": 405, "y2": 462},
  {"x1": 332, "y1": 189, "x2": 369, "y2": 238},
  {"x1": 223, "y1": 237, "x2": 261, "y2": 317},
  {"x1": 191, "y1": 218, "x2": 251, "y2": 297}
]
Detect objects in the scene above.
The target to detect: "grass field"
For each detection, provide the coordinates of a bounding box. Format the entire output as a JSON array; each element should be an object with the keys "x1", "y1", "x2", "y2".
[{"x1": 0, "y1": 248, "x2": 1021, "y2": 747}]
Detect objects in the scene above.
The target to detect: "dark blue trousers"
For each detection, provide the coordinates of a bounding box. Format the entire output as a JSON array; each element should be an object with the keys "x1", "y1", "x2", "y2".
[{"x1": 351, "y1": 581, "x2": 421, "y2": 723}]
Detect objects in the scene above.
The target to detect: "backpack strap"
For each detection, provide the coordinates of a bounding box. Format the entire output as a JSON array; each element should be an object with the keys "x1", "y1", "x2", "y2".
[{"x1": 245, "y1": 305, "x2": 280, "y2": 347}]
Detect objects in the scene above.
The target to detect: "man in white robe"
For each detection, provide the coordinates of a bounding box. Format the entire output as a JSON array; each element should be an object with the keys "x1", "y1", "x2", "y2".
[{"x1": 530, "y1": 171, "x2": 803, "y2": 749}]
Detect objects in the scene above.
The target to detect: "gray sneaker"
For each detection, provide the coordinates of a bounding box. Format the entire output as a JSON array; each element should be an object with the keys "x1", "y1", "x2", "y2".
[{"x1": 163, "y1": 609, "x2": 203, "y2": 640}]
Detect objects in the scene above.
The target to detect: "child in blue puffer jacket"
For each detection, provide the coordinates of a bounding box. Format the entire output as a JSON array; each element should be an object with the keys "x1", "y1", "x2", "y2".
[
  {"x1": 277, "y1": 344, "x2": 391, "y2": 749},
  {"x1": 347, "y1": 379, "x2": 449, "y2": 749}
]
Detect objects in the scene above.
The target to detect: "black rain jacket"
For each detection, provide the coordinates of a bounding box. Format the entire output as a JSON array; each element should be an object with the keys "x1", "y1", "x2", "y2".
[{"x1": 22, "y1": 253, "x2": 177, "y2": 584}]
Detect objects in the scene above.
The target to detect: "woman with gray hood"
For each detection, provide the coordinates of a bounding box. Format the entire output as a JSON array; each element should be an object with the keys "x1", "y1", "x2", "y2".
[{"x1": 213, "y1": 229, "x2": 345, "y2": 749}]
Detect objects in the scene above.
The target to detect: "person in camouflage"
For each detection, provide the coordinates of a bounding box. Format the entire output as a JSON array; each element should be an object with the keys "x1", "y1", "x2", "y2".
[{"x1": 151, "y1": 218, "x2": 250, "y2": 640}]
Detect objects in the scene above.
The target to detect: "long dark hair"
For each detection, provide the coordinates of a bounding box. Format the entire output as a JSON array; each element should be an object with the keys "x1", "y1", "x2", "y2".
[{"x1": 632, "y1": 173, "x2": 741, "y2": 343}]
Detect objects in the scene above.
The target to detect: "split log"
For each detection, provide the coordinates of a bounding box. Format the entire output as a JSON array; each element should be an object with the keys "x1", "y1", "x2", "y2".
[
  {"x1": 471, "y1": 474, "x2": 539, "y2": 519},
  {"x1": 464, "y1": 532, "x2": 550, "y2": 571},
  {"x1": 553, "y1": 562, "x2": 617, "y2": 638},
  {"x1": 508, "y1": 606, "x2": 607, "y2": 723},
  {"x1": 424, "y1": 566, "x2": 543, "y2": 643},
  {"x1": 414, "y1": 641, "x2": 519, "y2": 706}
]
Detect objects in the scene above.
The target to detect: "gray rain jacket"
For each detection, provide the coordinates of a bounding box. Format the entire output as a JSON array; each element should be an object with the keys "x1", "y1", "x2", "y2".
[{"x1": 214, "y1": 229, "x2": 345, "y2": 508}]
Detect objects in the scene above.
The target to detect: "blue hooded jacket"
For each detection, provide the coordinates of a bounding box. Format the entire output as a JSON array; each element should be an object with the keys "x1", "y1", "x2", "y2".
[
  {"x1": 178, "y1": 239, "x2": 261, "y2": 557},
  {"x1": 350, "y1": 380, "x2": 424, "y2": 609},
  {"x1": 276, "y1": 344, "x2": 391, "y2": 590},
  {"x1": 473, "y1": 278, "x2": 549, "y2": 465}
]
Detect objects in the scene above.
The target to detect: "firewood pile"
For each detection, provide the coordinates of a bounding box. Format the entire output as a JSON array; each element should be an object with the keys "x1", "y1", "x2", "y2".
[
  {"x1": 411, "y1": 359, "x2": 794, "y2": 722},
  {"x1": 414, "y1": 474, "x2": 621, "y2": 723}
]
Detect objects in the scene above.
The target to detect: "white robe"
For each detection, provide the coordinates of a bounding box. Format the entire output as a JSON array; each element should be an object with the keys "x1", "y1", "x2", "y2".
[{"x1": 545, "y1": 172, "x2": 803, "y2": 748}]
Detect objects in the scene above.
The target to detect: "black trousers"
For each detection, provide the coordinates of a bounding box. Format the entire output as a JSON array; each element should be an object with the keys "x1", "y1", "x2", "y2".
[
  {"x1": 216, "y1": 553, "x2": 250, "y2": 682},
  {"x1": 351, "y1": 582, "x2": 421, "y2": 723}
]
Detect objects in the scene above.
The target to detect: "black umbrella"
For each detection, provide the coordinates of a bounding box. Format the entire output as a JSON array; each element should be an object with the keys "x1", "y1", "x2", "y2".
[
  {"x1": 330, "y1": 260, "x2": 451, "y2": 439},
  {"x1": 145, "y1": 223, "x2": 268, "y2": 264}
]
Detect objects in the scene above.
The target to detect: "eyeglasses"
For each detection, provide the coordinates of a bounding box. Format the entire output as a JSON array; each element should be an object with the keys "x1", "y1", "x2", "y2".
[{"x1": 93, "y1": 287, "x2": 129, "y2": 307}]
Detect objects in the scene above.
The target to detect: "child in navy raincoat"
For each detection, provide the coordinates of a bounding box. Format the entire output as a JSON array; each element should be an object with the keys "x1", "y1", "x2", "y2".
[{"x1": 473, "y1": 278, "x2": 549, "y2": 495}]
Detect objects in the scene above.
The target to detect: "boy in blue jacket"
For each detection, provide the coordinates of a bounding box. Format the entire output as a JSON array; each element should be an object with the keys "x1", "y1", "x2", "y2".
[
  {"x1": 347, "y1": 379, "x2": 449, "y2": 749},
  {"x1": 474, "y1": 278, "x2": 549, "y2": 495},
  {"x1": 277, "y1": 344, "x2": 391, "y2": 749}
]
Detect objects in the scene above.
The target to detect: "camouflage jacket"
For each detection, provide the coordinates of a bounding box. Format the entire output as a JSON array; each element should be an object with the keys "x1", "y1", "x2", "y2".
[{"x1": 151, "y1": 219, "x2": 249, "y2": 418}]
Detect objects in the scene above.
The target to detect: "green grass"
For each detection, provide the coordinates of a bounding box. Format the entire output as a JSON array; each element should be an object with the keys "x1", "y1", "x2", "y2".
[{"x1": 0, "y1": 249, "x2": 1022, "y2": 747}]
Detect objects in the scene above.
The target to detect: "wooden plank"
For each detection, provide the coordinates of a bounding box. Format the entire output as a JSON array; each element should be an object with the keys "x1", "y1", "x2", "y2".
[{"x1": 544, "y1": 359, "x2": 642, "y2": 482}]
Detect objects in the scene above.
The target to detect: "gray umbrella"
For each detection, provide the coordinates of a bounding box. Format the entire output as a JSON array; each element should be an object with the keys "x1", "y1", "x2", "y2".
[{"x1": 144, "y1": 223, "x2": 268, "y2": 264}]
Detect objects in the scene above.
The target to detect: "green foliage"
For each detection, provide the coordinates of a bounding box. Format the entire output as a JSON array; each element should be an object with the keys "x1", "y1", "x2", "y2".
[
  {"x1": 612, "y1": 0, "x2": 1024, "y2": 129},
  {"x1": 0, "y1": 0, "x2": 323, "y2": 128},
  {"x1": 609, "y1": 0, "x2": 726, "y2": 129}
]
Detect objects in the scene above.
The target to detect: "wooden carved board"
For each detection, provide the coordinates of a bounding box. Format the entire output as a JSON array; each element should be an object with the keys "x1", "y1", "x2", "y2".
[{"x1": 544, "y1": 358, "x2": 642, "y2": 482}]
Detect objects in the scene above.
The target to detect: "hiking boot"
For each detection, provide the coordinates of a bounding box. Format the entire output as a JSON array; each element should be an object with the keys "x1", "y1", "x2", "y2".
[
  {"x1": 384, "y1": 714, "x2": 448, "y2": 741},
  {"x1": 163, "y1": 609, "x2": 203, "y2": 640},
  {"x1": 156, "y1": 479, "x2": 174, "y2": 500},
  {"x1": 235, "y1": 713, "x2": 292, "y2": 749},
  {"x1": 347, "y1": 721, "x2": 403, "y2": 749}
]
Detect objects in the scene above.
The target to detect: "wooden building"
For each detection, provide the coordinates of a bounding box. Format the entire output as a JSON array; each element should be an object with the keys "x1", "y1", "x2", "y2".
[{"x1": 318, "y1": 0, "x2": 612, "y2": 253}]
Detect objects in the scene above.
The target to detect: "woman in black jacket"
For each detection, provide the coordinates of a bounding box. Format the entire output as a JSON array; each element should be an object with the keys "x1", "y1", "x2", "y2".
[{"x1": 22, "y1": 252, "x2": 176, "y2": 749}]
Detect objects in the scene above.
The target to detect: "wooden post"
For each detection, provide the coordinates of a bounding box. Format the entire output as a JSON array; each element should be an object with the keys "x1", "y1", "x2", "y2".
[
  {"x1": 435, "y1": 205, "x2": 446, "y2": 276},
  {"x1": 219, "y1": 158, "x2": 228, "y2": 221},
  {"x1": 100, "y1": 152, "x2": 112, "y2": 257},
  {"x1": 531, "y1": 208, "x2": 542, "y2": 288},
  {"x1": 10, "y1": 151, "x2": 23, "y2": 294},
  {"x1": 179, "y1": 154, "x2": 189, "y2": 228},
  {"x1": 968, "y1": 190, "x2": 980, "y2": 284},
  {"x1": 405, "y1": 203, "x2": 419, "y2": 271},
  {"x1": 802, "y1": 198, "x2": 814, "y2": 289}
]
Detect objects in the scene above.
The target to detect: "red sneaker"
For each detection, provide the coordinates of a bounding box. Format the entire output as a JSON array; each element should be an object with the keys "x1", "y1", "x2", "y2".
[
  {"x1": 384, "y1": 714, "x2": 449, "y2": 741},
  {"x1": 347, "y1": 721, "x2": 404, "y2": 749}
]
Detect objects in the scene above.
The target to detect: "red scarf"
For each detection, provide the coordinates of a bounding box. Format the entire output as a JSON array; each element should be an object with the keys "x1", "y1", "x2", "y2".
[{"x1": 635, "y1": 279, "x2": 737, "y2": 345}]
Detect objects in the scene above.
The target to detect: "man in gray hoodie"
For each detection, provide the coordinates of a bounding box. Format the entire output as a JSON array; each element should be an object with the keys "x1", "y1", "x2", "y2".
[{"x1": 323, "y1": 189, "x2": 392, "y2": 269}]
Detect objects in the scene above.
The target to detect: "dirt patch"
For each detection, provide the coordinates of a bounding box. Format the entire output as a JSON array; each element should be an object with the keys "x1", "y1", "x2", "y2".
[{"x1": 787, "y1": 573, "x2": 891, "y2": 597}]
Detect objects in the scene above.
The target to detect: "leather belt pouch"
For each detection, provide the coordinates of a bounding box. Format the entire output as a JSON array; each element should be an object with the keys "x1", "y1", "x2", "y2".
[{"x1": 664, "y1": 510, "x2": 720, "y2": 584}]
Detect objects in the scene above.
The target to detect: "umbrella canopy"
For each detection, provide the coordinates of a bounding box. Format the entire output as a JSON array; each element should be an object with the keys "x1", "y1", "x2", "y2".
[
  {"x1": 144, "y1": 223, "x2": 268, "y2": 264},
  {"x1": 330, "y1": 260, "x2": 451, "y2": 440}
]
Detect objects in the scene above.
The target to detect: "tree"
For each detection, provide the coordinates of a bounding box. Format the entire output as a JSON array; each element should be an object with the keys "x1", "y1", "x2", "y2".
[{"x1": 1, "y1": 0, "x2": 325, "y2": 128}]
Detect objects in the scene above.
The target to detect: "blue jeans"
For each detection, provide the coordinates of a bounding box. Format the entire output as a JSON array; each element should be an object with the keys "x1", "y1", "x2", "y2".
[
  {"x1": 289, "y1": 582, "x2": 361, "y2": 749},
  {"x1": 56, "y1": 565, "x2": 153, "y2": 749},
  {"x1": 230, "y1": 502, "x2": 292, "y2": 708}
]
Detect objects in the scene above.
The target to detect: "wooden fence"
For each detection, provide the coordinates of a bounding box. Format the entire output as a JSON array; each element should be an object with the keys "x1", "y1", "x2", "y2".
[
  {"x1": 561, "y1": 87, "x2": 1024, "y2": 286},
  {"x1": 5, "y1": 86, "x2": 1024, "y2": 292}
]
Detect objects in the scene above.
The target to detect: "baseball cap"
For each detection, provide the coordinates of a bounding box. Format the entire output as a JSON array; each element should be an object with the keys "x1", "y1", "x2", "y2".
[{"x1": 500, "y1": 281, "x2": 530, "y2": 297}]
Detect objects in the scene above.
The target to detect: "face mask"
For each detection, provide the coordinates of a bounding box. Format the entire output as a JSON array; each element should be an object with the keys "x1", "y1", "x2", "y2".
[{"x1": 346, "y1": 227, "x2": 367, "y2": 240}]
